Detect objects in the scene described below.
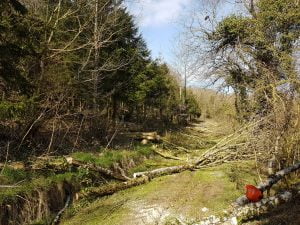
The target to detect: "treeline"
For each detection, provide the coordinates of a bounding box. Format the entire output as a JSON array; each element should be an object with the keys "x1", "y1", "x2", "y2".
[
  {"x1": 191, "y1": 89, "x2": 235, "y2": 122},
  {"x1": 0, "y1": 0, "x2": 200, "y2": 160},
  {"x1": 197, "y1": 0, "x2": 300, "y2": 166}
]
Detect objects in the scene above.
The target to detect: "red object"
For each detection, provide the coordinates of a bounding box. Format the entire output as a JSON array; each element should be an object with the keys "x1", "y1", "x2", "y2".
[{"x1": 245, "y1": 185, "x2": 263, "y2": 202}]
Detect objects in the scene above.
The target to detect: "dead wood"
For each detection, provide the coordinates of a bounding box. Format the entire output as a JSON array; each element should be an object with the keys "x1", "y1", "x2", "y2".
[
  {"x1": 152, "y1": 148, "x2": 183, "y2": 161},
  {"x1": 0, "y1": 185, "x2": 19, "y2": 188},
  {"x1": 51, "y1": 194, "x2": 71, "y2": 225},
  {"x1": 78, "y1": 163, "x2": 196, "y2": 199},
  {"x1": 198, "y1": 183, "x2": 300, "y2": 225},
  {"x1": 79, "y1": 176, "x2": 149, "y2": 199},
  {"x1": 133, "y1": 164, "x2": 195, "y2": 179},
  {"x1": 236, "y1": 161, "x2": 300, "y2": 206},
  {"x1": 65, "y1": 157, "x2": 130, "y2": 181},
  {"x1": 124, "y1": 132, "x2": 161, "y2": 141}
]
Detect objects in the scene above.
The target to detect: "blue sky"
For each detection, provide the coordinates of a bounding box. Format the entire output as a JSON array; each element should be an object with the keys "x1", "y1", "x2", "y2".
[{"x1": 127, "y1": 0, "x2": 241, "y2": 64}]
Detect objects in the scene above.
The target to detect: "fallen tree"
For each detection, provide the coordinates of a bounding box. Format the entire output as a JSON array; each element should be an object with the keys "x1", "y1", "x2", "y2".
[
  {"x1": 77, "y1": 163, "x2": 195, "y2": 199},
  {"x1": 195, "y1": 183, "x2": 300, "y2": 225},
  {"x1": 133, "y1": 164, "x2": 195, "y2": 178},
  {"x1": 79, "y1": 176, "x2": 150, "y2": 199},
  {"x1": 64, "y1": 157, "x2": 131, "y2": 181},
  {"x1": 152, "y1": 147, "x2": 184, "y2": 161},
  {"x1": 236, "y1": 161, "x2": 300, "y2": 206}
]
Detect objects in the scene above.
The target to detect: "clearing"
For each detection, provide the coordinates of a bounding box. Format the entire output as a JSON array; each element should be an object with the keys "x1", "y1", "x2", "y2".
[{"x1": 61, "y1": 120, "x2": 260, "y2": 225}]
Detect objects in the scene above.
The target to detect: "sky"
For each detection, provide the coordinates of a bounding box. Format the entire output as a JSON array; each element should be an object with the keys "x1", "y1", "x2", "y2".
[{"x1": 126, "y1": 0, "x2": 241, "y2": 65}]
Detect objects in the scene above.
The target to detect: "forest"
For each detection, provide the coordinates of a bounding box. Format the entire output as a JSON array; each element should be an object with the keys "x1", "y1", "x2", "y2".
[
  {"x1": 0, "y1": 0, "x2": 200, "y2": 160},
  {"x1": 0, "y1": 0, "x2": 299, "y2": 225}
]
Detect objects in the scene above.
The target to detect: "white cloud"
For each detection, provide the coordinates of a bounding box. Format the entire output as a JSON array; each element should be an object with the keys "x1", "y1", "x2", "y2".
[{"x1": 128, "y1": 0, "x2": 192, "y2": 27}]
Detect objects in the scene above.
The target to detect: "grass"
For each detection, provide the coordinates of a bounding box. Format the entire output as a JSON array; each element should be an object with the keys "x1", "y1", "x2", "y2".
[
  {"x1": 61, "y1": 161, "x2": 259, "y2": 225},
  {"x1": 128, "y1": 157, "x2": 183, "y2": 174},
  {"x1": 0, "y1": 144, "x2": 154, "y2": 205},
  {"x1": 0, "y1": 170, "x2": 78, "y2": 204},
  {"x1": 71, "y1": 144, "x2": 154, "y2": 168}
]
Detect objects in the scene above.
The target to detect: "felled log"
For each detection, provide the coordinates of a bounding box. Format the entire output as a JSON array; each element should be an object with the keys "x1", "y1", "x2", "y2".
[
  {"x1": 257, "y1": 161, "x2": 300, "y2": 192},
  {"x1": 125, "y1": 131, "x2": 161, "y2": 143},
  {"x1": 197, "y1": 184, "x2": 300, "y2": 225},
  {"x1": 77, "y1": 163, "x2": 196, "y2": 199},
  {"x1": 65, "y1": 157, "x2": 130, "y2": 181},
  {"x1": 152, "y1": 147, "x2": 183, "y2": 161},
  {"x1": 79, "y1": 176, "x2": 149, "y2": 199},
  {"x1": 142, "y1": 132, "x2": 161, "y2": 141},
  {"x1": 236, "y1": 161, "x2": 300, "y2": 206},
  {"x1": 0, "y1": 161, "x2": 25, "y2": 170},
  {"x1": 133, "y1": 164, "x2": 195, "y2": 179},
  {"x1": 232, "y1": 189, "x2": 297, "y2": 223}
]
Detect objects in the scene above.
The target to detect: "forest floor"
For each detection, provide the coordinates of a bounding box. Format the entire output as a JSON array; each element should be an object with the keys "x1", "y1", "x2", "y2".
[
  {"x1": 2, "y1": 120, "x2": 297, "y2": 225},
  {"x1": 61, "y1": 120, "x2": 261, "y2": 225}
]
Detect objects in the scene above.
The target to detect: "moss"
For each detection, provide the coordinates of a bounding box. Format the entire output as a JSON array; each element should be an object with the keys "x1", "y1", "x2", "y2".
[
  {"x1": 61, "y1": 161, "x2": 260, "y2": 225},
  {"x1": 0, "y1": 145, "x2": 154, "y2": 206},
  {"x1": 0, "y1": 171, "x2": 79, "y2": 204},
  {"x1": 128, "y1": 157, "x2": 182, "y2": 174},
  {"x1": 0, "y1": 167, "x2": 29, "y2": 183},
  {"x1": 71, "y1": 144, "x2": 154, "y2": 168}
]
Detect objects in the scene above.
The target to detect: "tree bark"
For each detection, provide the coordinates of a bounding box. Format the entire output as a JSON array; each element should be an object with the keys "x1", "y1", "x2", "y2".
[
  {"x1": 133, "y1": 164, "x2": 195, "y2": 179},
  {"x1": 236, "y1": 161, "x2": 300, "y2": 206},
  {"x1": 65, "y1": 157, "x2": 131, "y2": 181}
]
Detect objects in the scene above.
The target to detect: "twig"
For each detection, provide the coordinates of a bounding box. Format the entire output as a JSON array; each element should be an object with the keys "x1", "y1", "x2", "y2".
[
  {"x1": 51, "y1": 194, "x2": 71, "y2": 225},
  {"x1": 72, "y1": 115, "x2": 85, "y2": 152},
  {"x1": 105, "y1": 123, "x2": 120, "y2": 150},
  {"x1": 0, "y1": 142, "x2": 10, "y2": 175},
  {"x1": 152, "y1": 148, "x2": 183, "y2": 161},
  {"x1": 47, "y1": 119, "x2": 56, "y2": 155},
  {"x1": 18, "y1": 112, "x2": 44, "y2": 151}
]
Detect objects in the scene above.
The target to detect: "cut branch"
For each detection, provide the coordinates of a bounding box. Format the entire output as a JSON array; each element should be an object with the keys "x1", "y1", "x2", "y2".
[
  {"x1": 133, "y1": 164, "x2": 195, "y2": 179},
  {"x1": 236, "y1": 161, "x2": 300, "y2": 206},
  {"x1": 65, "y1": 157, "x2": 130, "y2": 181}
]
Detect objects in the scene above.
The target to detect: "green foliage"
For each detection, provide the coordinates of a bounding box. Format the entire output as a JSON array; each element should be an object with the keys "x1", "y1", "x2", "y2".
[
  {"x1": 0, "y1": 0, "x2": 200, "y2": 160},
  {"x1": 0, "y1": 97, "x2": 37, "y2": 120},
  {"x1": 213, "y1": 15, "x2": 252, "y2": 50},
  {"x1": 0, "y1": 167, "x2": 29, "y2": 183},
  {"x1": 72, "y1": 145, "x2": 154, "y2": 168},
  {"x1": 210, "y1": 0, "x2": 300, "y2": 117},
  {"x1": 186, "y1": 93, "x2": 201, "y2": 115}
]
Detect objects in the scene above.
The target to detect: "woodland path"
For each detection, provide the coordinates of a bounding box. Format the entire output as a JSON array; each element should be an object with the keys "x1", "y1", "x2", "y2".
[{"x1": 61, "y1": 120, "x2": 258, "y2": 225}]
